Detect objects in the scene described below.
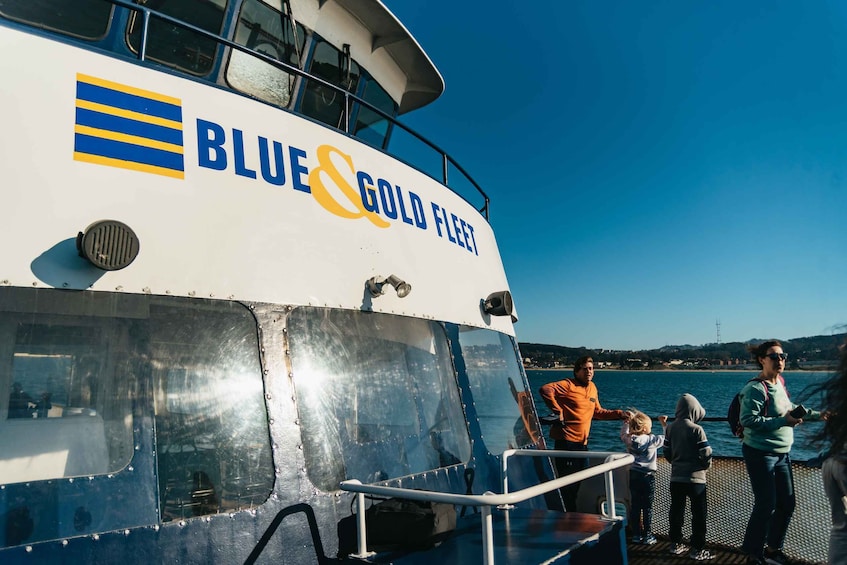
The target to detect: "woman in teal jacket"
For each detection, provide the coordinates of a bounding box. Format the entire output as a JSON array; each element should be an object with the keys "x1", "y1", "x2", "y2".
[{"x1": 739, "y1": 340, "x2": 824, "y2": 565}]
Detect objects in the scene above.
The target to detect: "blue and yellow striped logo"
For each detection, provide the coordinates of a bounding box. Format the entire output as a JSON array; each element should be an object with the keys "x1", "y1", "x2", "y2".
[{"x1": 74, "y1": 73, "x2": 184, "y2": 179}]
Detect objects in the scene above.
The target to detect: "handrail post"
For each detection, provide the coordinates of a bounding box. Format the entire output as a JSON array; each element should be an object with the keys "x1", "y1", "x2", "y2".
[
  {"x1": 602, "y1": 455, "x2": 619, "y2": 521},
  {"x1": 140, "y1": 10, "x2": 150, "y2": 61},
  {"x1": 481, "y1": 502, "x2": 494, "y2": 565},
  {"x1": 499, "y1": 449, "x2": 515, "y2": 509},
  {"x1": 343, "y1": 91, "x2": 351, "y2": 133},
  {"x1": 604, "y1": 469, "x2": 617, "y2": 519},
  {"x1": 350, "y1": 486, "x2": 375, "y2": 558}
]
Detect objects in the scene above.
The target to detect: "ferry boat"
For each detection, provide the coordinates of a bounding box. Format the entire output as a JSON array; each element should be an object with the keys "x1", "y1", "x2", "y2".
[{"x1": 0, "y1": 2, "x2": 830, "y2": 564}]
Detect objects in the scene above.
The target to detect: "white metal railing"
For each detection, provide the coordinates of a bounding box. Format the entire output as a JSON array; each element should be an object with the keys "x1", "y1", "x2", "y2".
[
  {"x1": 340, "y1": 450, "x2": 634, "y2": 565},
  {"x1": 500, "y1": 449, "x2": 629, "y2": 513}
]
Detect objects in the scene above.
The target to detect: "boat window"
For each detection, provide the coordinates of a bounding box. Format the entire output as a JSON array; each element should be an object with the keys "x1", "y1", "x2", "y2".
[
  {"x1": 126, "y1": 0, "x2": 228, "y2": 76},
  {"x1": 151, "y1": 299, "x2": 273, "y2": 520},
  {"x1": 0, "y1": 288, "x2": 138, "y2": 484},
  {"x1": 0, "y1": 288, "x2": 273, "y2": 519},
  {"x1": 0, "y1": 0, "x2": 113, "y2": 40},
  {"x1": 300, "y1": 39, "x2": 361, "y2": 129},
  {"x1": 226, "y1": 0, "x2": 307, "y2": 108},
  {"x1": 458, "y1": 328, "x2": 541, "y2": 454},
  {"x1": 288, "y1": 309, "x2": 470, "y2": 491},
  {"x1": 353, "y1": 77, "x2": 397, "y2": 149}
]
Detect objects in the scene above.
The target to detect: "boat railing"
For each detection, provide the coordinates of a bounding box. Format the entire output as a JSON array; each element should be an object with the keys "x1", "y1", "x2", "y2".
[
  {"x1": 73, "y1": 0, "x2": 491, "y2": 219},
  {"x1": 340, "y1": 451, "x2": 633, "y2": 565},
  {"x1": 651, "y1": 456, "x2": 829, "y2": 564},
  {"x1": 534, "y1": 417, "x2": 830, "y2": 563},
  {"x1": 500, "y1": 448, "x2": 627, "y2": 507}
]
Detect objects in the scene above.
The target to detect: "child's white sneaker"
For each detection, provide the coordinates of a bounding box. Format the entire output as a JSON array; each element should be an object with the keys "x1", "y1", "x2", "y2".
[
  {"x1": 669, "y1": 543, "x2": 688, "y2": 555},
  {"x1": 689, "y1": 549, "x2": 715, "y2": 561}
]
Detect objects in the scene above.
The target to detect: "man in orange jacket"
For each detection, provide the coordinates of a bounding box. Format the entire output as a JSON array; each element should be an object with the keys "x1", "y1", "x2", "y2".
[{"x1": 539, "y1": 355, "x2": 629, "y2": 511}]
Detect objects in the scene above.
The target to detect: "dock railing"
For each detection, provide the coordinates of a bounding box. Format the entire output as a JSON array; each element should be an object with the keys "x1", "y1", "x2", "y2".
[{"x1": 340, "y1": 450, "x2": 634, "y2": 565}]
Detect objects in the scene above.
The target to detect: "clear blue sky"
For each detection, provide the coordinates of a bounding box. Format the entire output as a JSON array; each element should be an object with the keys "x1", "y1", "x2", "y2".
[{"x1": 385, "y1": 1, "x2": 846, "y2": 351}]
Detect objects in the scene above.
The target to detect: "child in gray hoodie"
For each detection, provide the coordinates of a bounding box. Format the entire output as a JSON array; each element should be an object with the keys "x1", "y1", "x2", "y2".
[{"x1": 663, "y1": 393, "x2": 714, "y2": 561}]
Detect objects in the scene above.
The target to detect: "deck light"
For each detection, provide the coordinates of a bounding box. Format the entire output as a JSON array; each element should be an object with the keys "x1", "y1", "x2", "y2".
[
  {"x1": 483, "y1": 291, "x2": 516, "y2": 322},
  {"x1": 367, "y1": 275, "x2": 411, "y2": 298}
]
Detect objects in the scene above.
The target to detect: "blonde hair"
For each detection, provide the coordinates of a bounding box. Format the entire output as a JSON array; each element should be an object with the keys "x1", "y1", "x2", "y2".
[{"x1": 628, "y1": 410, "x2": 652, "y2": 435}]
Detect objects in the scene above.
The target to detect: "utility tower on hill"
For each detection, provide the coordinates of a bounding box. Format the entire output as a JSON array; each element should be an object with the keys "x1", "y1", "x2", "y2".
[{"x1": 716, "y1": 319, "x2": 722, "y2": 344}]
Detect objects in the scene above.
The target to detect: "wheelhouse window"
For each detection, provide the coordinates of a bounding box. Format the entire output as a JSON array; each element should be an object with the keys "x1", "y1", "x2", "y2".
[
  {"x1": 354, "y1": 77, "x2": 397, "y2": 149},
  {"x1": 127, "y1": 0, "x2": 227, "y2": 76},
  {"x1": 300, "y1": 39, "x2": 360, "y2": 129},
  {"x1": 0, "y1": 0, "x2": 113, "y2": 40},
  {"x1": 458, "y1": 328, "x2": 541, "y2": 453},
  {"x1": 226, "y1": 0, "x2": 306, "y2": 108},
  {"x1": 288, "y1": 309, "x2": 470, "y2": 491}
]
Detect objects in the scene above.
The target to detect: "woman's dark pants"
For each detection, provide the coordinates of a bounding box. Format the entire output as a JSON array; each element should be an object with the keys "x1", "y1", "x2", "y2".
[{"x1": 741, "y1": 443, "x2": 796, "y2": 557}]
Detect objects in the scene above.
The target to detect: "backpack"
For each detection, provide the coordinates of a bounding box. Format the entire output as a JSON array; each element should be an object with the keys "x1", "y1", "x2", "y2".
[
  {"x1": 337, "y1": 495, "x2": 456, "y2": 557},
  {"x1": 727, "y1": 375, "x2": 785, "y2": 438}
]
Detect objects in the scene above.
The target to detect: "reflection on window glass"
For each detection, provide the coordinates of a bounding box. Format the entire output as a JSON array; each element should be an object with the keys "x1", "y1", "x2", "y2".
[
  {"x1": 127, "y1": 0, "x2": 227, "y2": 76},
  {"x1": 0, "y1": 288, "x2": 274, "y2": 521},
  {"x1": 150, "y1": 300, "x2": 273, "y2": 520},
  {"x1": 0, "y1": 290, "x2": 137, "y2": 484},
  {"x1": 301, "y1": 40, "x2": 360, "y2": 129},
  {"x1": 354, "y1": 78, "x2": 396, "y2": 149},
  {"x1": 288, "y1": 309, "x2": 470, "y2": 491},
  {"x1": 0, "y1": 0, "x2": 113, "y2": 40},
  {"x1": 227, "y1": 0, "x2": 306, "y2": 107},
  {"x1": 459, "y1": 328, "x2": 541, "y2": 453}
]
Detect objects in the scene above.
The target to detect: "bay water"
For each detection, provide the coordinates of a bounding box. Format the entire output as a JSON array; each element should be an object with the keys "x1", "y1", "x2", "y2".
[{"x1": 526, "y1": 369, "x2": 832, "y2": 461}]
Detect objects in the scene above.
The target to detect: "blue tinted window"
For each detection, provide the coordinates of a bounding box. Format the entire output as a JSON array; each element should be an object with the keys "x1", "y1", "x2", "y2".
[
  {"x1": 354, "y1": 78, "x2": 396, "y2": 149},
  {"x1": 459, "y1": 328, "x2": 541, "y2": 453},
  {"x1": 127, "y1": 0, "x2": 227, "y2": 76},
  {"x1": 227, "y1": 0, "x2": 307, "y2": 107},
  {"x1": 0, "y1": 0, "x2": 113, "y2": 40}
]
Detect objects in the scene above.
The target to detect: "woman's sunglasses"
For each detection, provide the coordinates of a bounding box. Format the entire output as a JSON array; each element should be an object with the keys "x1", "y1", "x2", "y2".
[{"x1": 766, "y1": 353, "x2": 788, "y2": 361}]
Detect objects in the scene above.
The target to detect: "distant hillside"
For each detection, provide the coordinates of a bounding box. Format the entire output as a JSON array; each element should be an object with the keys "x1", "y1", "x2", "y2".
[{"x1": 519, "y1": 333, "x2": 846, "y2": 369}]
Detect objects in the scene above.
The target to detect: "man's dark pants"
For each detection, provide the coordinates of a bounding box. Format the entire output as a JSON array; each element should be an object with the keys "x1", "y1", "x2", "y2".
[{"x1": 553, "y1": 439, "x2": 589, "y2": 511}]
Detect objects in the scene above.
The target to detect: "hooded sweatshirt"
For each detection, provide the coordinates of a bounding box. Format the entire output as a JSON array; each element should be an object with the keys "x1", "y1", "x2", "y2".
[{"x1": 663, "y1": 393, "x2": 712, "y2": 484}]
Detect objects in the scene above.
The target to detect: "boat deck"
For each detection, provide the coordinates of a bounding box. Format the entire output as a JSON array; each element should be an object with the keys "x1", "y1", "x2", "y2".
[
  {"x1": 341, "y1": 518, "x2": 814, "y2": 564},
  {"x1": 626, "y1": 536, "x2": 802, "y2": 565},
  {"x1": 351, "y1": 509, "x2": 626, "y2": 564}
]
